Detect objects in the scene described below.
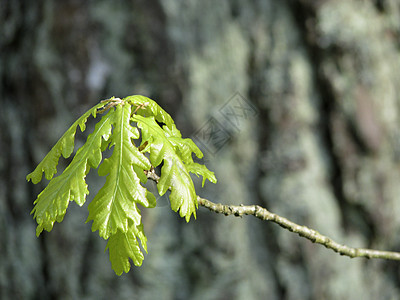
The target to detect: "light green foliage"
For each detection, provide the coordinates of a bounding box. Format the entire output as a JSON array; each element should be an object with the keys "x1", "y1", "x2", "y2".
[
  {"x1": 106, "y1": 224, "x2": 148, "y2": 275},
  {"x1": 132, "y1": 114, "x2": 215, "y2": 221},
  {"x1": 86, "y1": 104, "x2": 155, "y2": 240},
  {"x1": 26, "y1": 101, "x2": 109, "y2": 184},
  {"x1": 27, "y1": 96, "x2": 216, "y2": 275},
  {"x1": 28, "y1": 102, "x2": 113, "y2": 236}
]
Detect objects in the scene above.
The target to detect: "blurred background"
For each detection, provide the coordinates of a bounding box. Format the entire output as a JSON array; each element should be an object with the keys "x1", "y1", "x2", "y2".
[{"x1": 2, "y1": 0, "x2": 400, "y2": 299}]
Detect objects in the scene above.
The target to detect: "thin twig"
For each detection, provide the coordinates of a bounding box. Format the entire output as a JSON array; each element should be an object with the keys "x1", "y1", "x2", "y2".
[
  {"x1": 197, "y1": 197, "x2": 400, "y2": 260},
  {"x1": 146, "y1": 170, "x2": 400, "y2": 261}
]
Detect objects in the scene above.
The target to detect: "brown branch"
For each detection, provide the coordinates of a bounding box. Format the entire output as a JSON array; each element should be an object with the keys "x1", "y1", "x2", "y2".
[{"x1": 146, "y1": 169, "x2": 400, "y2": 261}]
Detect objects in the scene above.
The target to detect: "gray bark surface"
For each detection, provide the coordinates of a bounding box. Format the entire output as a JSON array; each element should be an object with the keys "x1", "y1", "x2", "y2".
[{"x1": 1, "y1": 1, "x2": 400, "y2": 299}]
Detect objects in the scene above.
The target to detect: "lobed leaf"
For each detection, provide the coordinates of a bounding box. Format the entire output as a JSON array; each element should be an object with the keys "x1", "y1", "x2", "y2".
[
  {"x1": 132, "y1": 114, "x2": 216, "y2": 222},
  {"x1": 31, "y1": 109, "x2": 114, "y2": 236},
  {"x1": 159, "y1": 156, "x2": 198, "y2": 221},
  {"x1": 28, "y1": 95, "x2": 217, "y2": 275},
  {"x1": 162, "y1": 125, "x2": 216, "y2": 185},
  {"x1": 106, "y1": 223, "x2": 148, "y2": 275},
  {"x1": 124, "y1": 95, "x2": 175, "y2": 129},
  {"x1": 162, "y1": 124, "x2": 203, "y2": 163},
  {"x1": 26, "y1": 101, "x2": 109, "y2": 184},
  {"x1": 186, "y1": 162, "x2": 217, "y2": 187},
  {"x1": 87, "y1": 104, "x2": 156, "y2": 239}
]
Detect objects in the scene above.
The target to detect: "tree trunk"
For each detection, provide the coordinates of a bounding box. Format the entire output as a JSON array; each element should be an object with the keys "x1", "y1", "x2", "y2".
[{"x1": 1, "y1": 0, "x2": 400, "y2": 299}]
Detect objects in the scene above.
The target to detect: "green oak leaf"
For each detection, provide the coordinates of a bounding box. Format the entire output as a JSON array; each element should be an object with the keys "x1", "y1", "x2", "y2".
[
  {"x1": 87, "y1": 104, "x2": 156, "y2": 240},
  {"x1": 26, "y1": 100, "x2": 109, "y2": 184},
  {"x1": 106, "y1": 223, "x2": 148, "y2": 276},
  {"x1": 132, "y1": 114, "x2": 216, "y2": 222},
  {"x1": 125, "y1": 95, "x2": 175, "y2": 129},
  {"x1": 30, "y1": 108, "x2": 114, "y2": 236},
  {"x1": 27, "y1": 95, "x2": 217, "y2": 275}
]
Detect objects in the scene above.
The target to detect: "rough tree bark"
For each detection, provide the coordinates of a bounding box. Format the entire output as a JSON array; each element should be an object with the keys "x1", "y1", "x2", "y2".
[{"x1": 1, "y1": 1, "x2": 400, "y2": 299}]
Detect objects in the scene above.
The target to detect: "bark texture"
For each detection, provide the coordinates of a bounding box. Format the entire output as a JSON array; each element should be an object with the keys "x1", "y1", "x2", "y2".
[{"x1": 1, "y1": 0, "x2": 400, "y2": 299}]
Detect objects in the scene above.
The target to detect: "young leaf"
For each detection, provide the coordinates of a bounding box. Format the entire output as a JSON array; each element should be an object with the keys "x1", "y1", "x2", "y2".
[
  {"x1": 124, "y1": 95, "x2": 175, "y2": 129},
  {"x1": 132, "y1": 114, "x2": 215, "y2": 222},
  {"x1": 106, "y1": 223, "x2": 147, "y2": 276},
  {"x1": 154, "y1": 118, "x2": 216, "y2": 186},
  {"x1": 30, "y1": 109, "x2": 114, "y2": 236},
  {"x1": 87, "y1": 104, "x2": 156, "y2": 240},
  {"x1": 186, "y1": 163, "x2": 217, "y2": 187},
  {"x1": 27, "y1": 95, "x2": 217, "y2": 275},
  {"x1": 26, "y1": 101, "x2": 109, "y2": 184},
  {"x1": 162, "y1": 124, "x2": 203, "y2": 162}
]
